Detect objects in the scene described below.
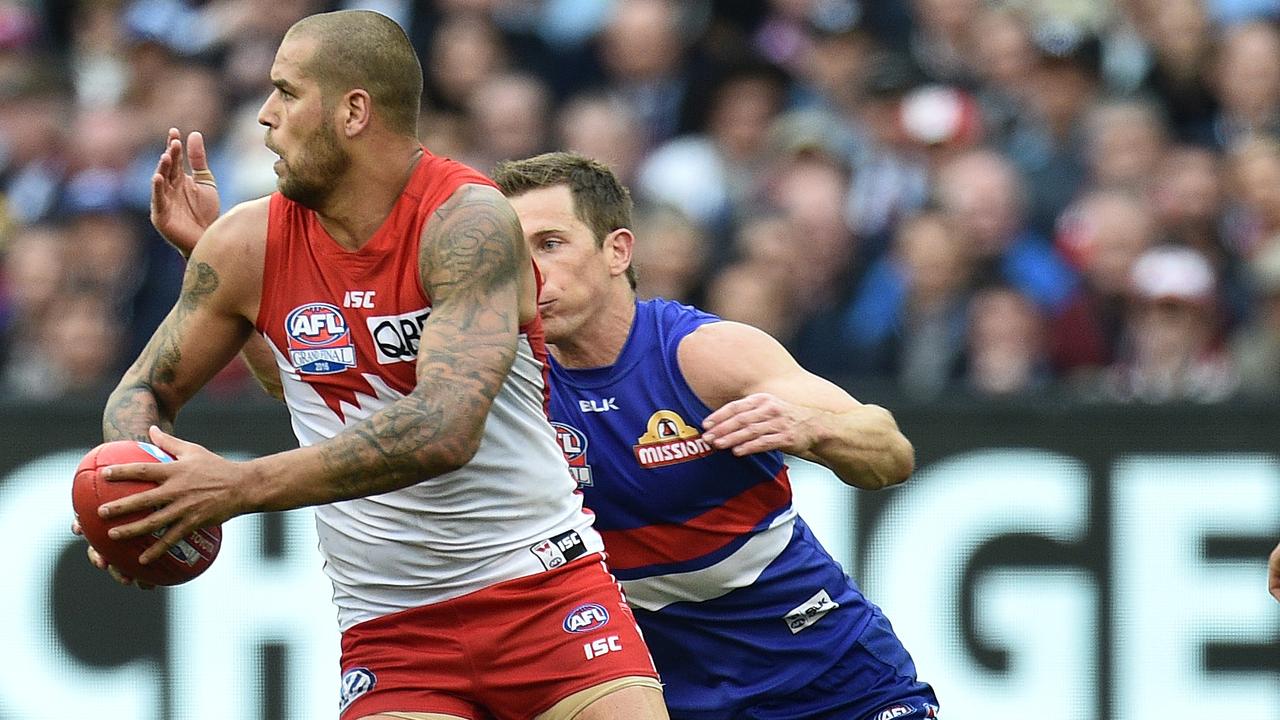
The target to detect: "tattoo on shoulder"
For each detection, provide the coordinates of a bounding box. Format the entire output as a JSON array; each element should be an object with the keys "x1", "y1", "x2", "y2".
[{"x1": 418, "y1": 185, "x2": 522, "y2": 304}]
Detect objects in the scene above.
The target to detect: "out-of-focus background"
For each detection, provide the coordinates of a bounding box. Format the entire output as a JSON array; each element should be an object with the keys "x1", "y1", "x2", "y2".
[{"x1": 0, "y1": 0, "x2": 1277, "y2": 718}]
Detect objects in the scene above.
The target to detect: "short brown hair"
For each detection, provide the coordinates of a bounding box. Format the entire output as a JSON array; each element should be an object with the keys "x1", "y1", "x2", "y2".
[
  {"x1": 492, "y1": 152, "x2": 638, "y2": 289},
  {"x1": 287, "y1": 10, "x2": 422, "y2": 136}
]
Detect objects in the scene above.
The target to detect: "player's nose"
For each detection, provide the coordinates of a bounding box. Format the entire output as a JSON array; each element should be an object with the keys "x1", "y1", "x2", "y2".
[{"x1": 257, "y1": 96, "x2": 279, "y2": 128}]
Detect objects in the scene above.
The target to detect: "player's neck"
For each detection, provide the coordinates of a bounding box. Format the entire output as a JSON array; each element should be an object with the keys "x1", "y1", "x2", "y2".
[
  {"x1": 551, "y1": 290, "x2": 636, "y2": 369},
  {"x1": 314, "y1": 143, "x2": 424, "y2": 251}
]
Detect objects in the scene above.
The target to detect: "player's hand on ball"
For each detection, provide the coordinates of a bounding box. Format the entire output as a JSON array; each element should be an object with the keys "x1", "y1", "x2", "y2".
[
  {"x1": 71, "y1": 519, "x2": 155, "y2": 589},
  {"x1": 151, "y1": 127, "x2": 221, "y2": 257},
  {"x1": 701, "y1": 393, "x2": 819, "y2": 457},
  {"x1": 99, "y1": 426, "x2": 248, "y2": 566}
]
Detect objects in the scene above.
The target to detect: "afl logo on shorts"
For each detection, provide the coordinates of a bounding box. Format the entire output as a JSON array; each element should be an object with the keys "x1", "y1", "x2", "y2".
[
  {"x1": 563, "y1": 602, "x2": 611, "y2": 633},
  {"x1": 338, "y1": 667, "x2": 376, "y2": 714},
  {"x1": 285, "y1": 302, "x2": 357, "y2": 374}
]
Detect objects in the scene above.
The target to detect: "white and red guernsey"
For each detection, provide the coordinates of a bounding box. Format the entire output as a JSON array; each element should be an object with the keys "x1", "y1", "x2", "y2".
[{"x1": 255, "y1": 151, "x2": 603, "y2": 631}]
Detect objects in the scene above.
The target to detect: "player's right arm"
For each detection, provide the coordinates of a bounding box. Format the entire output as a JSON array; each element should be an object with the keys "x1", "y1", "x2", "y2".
[{"x1": 103, "y1": 199, "x2": 267, "y2": 442}]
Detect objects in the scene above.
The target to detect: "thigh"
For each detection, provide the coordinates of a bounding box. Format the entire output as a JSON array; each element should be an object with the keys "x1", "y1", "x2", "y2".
[
  {"x1": 534, "y1": 678, "x2": 667, "y2": 720},
  {"x1": 360, "y1": 714, "x2": 476, "y2": 720},
  {"x1": 338, "y1": 607, "x2": 484, "y2": 720},
  {"x1": 468, "y1": 559, "x2": 663, "y2": 720},
  {"x1": 746, "y1": 609, "x2": 939, "y2": 720}
]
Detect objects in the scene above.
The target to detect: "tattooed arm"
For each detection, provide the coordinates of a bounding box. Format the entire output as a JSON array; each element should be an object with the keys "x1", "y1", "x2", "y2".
[
  {"x1": 100, "y1": 184, "x2": 530, "y2": 563},
  {"x1": 303, "y1": 182, "x2": 527, "y2": 497},
  {"x1": 103, "y1": 199, "x2": 267, "y2": 442}
]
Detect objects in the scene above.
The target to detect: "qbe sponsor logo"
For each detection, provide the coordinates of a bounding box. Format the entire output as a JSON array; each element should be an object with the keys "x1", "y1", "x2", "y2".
[
  {"x1": 366, "y1": 307, "x2": 431, "y2": 364},
  {"x1": 285, "y1": 303, "x2": 356, "y2": 374},
  {"x1": 563, "y1": 603, "x2": 611, "y2": 633}
]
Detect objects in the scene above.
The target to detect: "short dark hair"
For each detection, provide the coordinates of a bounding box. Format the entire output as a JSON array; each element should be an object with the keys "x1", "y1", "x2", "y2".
[
  {"x1": 492, "y1": 152, "x2": 638, "y2": 290},
  {"x1": 287, "y1": 10, "x2": 422, "y2": 136}
]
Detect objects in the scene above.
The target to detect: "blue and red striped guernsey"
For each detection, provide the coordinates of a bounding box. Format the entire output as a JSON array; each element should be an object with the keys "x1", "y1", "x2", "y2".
[{"x1": 547, "y1": 298, "x2": 881, "y2": 716}]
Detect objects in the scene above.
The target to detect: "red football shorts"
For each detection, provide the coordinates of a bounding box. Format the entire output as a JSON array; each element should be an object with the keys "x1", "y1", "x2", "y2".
[{"x1": 338, "y1": 556, "x2": 661, "y2": 720}]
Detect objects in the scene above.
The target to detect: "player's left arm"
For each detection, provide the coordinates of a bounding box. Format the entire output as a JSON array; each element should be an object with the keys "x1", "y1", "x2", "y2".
[
  {"x1": 100, "y1": 183, "x2": 525, "y2": 563},
  {"x1": 685, "y1": 321, "x2": 914, "y2": 490}
]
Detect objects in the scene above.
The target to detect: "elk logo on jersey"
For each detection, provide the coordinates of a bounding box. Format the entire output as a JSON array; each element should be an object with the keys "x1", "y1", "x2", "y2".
[
  {"x1": 285, "y1": 302, "x2": 357, "y2": 375},
  {"x1": 632, "y1": 410, "x2": 714, "y2": 468},
  {"x1": 552, "y1": 422, "x2": 593, "y2": 487}
]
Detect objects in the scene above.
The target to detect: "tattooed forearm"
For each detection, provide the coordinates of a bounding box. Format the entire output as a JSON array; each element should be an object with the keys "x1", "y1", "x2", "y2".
[
  {"x1": 103, "y1": 384, "x2": 174, "y2": 441},
  {"x1": 313, "y1": 185, "x2": 523, "y2": 500},
  {"x1": 102, "y1": 261, "x2": 223, "y2": 441}
]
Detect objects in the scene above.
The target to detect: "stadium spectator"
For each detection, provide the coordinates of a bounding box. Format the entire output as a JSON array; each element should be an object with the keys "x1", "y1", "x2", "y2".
[
  {"x1": 1209, "y1": 20, "x2": 1280, "y2": 147},
  {"x1": 832, "y1": 210, "x2": 971, "y2": 397},
  {"x1": 556, "y1": 92, "x2": 646, "y2": 185},
  {"x1": 630, "y1": 203, "x2": 708, "y2": 305},
  {"x1": 932, "y1": 148, "x2": 1077, "y2": 312},
  {"x1": 1230, "y1": 241, "x2": 1280, "y2": 396},
  {"x1": 636, "y1": 61, "x2": 789, "y2": 239},
  {"x1": 463, "y1": 71, "x2": 553, "y2": 171},
  {"x1": 1051, "y1": 189, "x2": 1161, "y2": 377},
  {"x1": 1081, "y1": 97, "x2": 1171, "y2": 195},
  {"x1": 964, "y1": 283, "x2": 1053, "y2": 397},
  {"x1": 1101, "y1": 245, "x2": 1238, "y2": 402}
]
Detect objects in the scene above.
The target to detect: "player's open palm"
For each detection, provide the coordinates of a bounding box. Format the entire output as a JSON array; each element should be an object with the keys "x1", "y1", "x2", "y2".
[{"x1": 151, "y1": 127, "x2": 221, "y2": 257}]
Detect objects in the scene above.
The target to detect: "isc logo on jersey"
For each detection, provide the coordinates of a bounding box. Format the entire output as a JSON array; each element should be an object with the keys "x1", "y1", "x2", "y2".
[
  {"x1": 285, "y1": 303, "x2": 357, "y2": 374},
  {"x1": 632, "y1": 410, "x2": 714, "y2": 468},
  {"x1": 552, "y1": 422, "x2": 594, "y2": 487},
  {"x1": 562, "y1": 602, "x2": 611, "y2": 633}
]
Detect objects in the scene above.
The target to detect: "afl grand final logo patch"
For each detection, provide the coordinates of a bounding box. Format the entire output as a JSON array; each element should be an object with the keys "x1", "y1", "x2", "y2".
[{"x1": 285, "y1": 302, "x2": 357, "y2": 374}]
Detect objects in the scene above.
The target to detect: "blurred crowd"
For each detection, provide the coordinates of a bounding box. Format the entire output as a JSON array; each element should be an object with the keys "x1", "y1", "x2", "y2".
[{"x1": 3, "y1": 0, "x2": 1280, "y2": 404}]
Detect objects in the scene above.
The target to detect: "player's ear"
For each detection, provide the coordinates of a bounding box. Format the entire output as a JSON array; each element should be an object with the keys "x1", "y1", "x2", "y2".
[
  {"x1": 604, "y1": 228, "x2": 634, "y2": 280},
  {"x1": 341, "y1": 89, "x2": 372, "y2": 137}
]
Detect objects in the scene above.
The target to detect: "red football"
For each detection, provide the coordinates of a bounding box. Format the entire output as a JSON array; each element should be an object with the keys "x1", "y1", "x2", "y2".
[{"x1": 71, "y1": 440, "x2": 221, "y2": 586}]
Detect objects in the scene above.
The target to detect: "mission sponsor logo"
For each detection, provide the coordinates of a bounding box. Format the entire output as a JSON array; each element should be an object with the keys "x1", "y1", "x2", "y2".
[
  {"x1": 285, "y1": 302, "x2": 356, "y2": 374},
  {"x1": 552, "y1": 422, "x2": 593, "y2": 487},
  {"x1": 632, "y1": 410, "x2": 714, "y2": 468}
]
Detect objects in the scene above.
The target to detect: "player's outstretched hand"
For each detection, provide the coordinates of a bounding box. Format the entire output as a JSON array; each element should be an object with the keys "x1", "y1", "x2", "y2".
[
  {"x1": 71, "y1": 519, "x2": 155, "y2": 589},
  {"x1": 1269, "y1": 540, "x2": 1280, "y2": 602},
  {"x1": 98, "y1": 426, "x2": 250, "y2": 566},
  {"x1": 701, "y1": 392, "x2": 818, "y2": 457},
  {"x1": 151, "y1": 127, "x2": 221, "y2": 257}
]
